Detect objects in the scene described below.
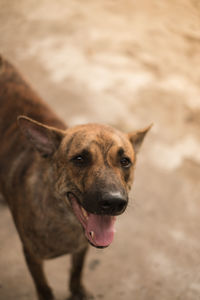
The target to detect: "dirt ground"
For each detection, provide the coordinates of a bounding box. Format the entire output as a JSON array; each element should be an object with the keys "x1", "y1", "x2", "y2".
[{"x1": 0, "y1": 0, "x2": 200, "y2": 299}]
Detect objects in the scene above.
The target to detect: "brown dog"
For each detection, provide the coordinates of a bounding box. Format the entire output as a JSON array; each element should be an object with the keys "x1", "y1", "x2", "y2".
[{"x1": 0, "y1": 56, "x2": 151, "y2": 300}]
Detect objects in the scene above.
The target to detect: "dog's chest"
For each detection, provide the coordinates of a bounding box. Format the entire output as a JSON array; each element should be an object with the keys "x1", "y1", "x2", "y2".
[{"x1": 23, "y1": 208, "x2": 87, "y2": 259}]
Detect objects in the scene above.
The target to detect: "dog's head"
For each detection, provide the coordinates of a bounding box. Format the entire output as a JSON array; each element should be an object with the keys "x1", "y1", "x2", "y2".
[{"x1": 18, "y1": 116, "x2": 151, "y2": 248}]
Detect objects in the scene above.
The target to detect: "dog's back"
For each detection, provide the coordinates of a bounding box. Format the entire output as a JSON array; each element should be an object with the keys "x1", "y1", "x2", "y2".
[
  {"x1": 0, "y1": 56, "x2": 66, "y2": 135},
  {"x1": 0, "y1": 56, "x2": 66, "y2": 203}
]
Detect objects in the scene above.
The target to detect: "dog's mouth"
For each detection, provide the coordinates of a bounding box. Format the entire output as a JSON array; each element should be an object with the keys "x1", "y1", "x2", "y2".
[{"x1": 67, "y1": 193, "x2": 116, "y2": 248}]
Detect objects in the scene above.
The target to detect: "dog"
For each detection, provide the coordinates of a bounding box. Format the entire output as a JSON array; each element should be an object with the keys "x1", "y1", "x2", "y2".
[{"x1": 0, "y1": 55, "x2": 151, "y2": 300}]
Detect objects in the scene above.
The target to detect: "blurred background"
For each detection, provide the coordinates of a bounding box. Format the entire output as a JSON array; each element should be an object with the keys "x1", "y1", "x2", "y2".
[{"x1": 0, "y1": 1, "x2": 200, "y2": 299}]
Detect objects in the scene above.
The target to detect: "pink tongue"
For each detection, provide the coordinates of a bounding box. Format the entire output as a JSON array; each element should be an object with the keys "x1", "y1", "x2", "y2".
[{"x1": 86, "y1": 214, "x2": 116, "y2": 247}]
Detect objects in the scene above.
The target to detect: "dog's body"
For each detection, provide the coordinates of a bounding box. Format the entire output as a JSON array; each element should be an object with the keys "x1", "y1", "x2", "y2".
[{"x1": 0, "y1": 56, "x2": 150, "y2": 300}]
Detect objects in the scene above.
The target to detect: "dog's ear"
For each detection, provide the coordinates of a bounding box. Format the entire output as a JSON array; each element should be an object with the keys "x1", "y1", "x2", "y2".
[
  {"x1": 18, "y1": 116, "x2": 65, "y2": 157},
  {"x1": 128, "y1": 124, "x2": 153, "y2": 154}
]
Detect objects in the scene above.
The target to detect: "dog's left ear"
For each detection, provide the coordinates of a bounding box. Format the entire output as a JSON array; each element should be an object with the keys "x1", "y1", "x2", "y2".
[
  {"x1": 18, "y1": 116, "x2": 65, "y2": 157},
  {"x1": 128, "y1": 124, "x2": 153, "y2": 154}
]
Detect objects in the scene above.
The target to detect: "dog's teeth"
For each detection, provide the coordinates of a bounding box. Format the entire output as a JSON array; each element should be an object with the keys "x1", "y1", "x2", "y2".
[
  {"x1": 81, "y1": 207, "x2": 88, "y2": 219},
  {"x1": 90, "y1": 231, "x2": 94, "y2": 239}
]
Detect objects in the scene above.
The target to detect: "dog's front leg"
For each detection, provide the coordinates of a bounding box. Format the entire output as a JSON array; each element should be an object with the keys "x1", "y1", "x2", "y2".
[
  {"x1": 23, "y1": 247, "x2": 54, "y2": 300},
  {"x1": 68, "y1": 245, "x2": 93, "y2": 300}
]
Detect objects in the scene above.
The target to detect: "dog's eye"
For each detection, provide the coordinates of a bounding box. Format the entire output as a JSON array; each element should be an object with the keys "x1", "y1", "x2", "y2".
[
  {"x1": 71, "y1": 151, "x2": 91, "y2": 166},
  {"x1": 120, "y1": 157, "x2": 132, "y2": 168},
  {"x1": 72, "y1": 155, "x2": 85, "y2": 165}
]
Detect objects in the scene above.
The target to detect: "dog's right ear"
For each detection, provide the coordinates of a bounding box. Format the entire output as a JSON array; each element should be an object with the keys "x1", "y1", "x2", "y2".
[{"x1": 18, "y1": 116, "x2": 65, "y2": 157}]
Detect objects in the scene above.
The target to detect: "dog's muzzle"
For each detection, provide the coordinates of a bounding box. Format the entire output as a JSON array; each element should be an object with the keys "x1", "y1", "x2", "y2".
[{"x1": 68, "y1": 190, "x2": 128, "y2": 249}]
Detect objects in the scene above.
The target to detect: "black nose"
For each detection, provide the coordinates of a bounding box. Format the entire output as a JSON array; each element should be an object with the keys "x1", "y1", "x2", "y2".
[{"x1": 99, "y1": 192, "x2": 127, "y2": 215}]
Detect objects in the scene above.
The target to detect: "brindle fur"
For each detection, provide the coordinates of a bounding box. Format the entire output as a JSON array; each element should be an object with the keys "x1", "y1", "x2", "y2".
[{"x1": 0, "y1": 56, "x2": 151, "y2": 300}]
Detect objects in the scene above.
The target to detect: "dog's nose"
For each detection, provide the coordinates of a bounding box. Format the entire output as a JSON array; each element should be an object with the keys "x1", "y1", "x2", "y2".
[{"x1": 99, "y1": 192, "x2": 127, "y2": 215}]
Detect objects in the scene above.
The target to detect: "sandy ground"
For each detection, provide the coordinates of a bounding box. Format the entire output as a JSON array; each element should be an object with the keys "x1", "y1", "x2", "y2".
[{"x1": 0, "y1": 0, "x2": 200, "y2": 299}]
